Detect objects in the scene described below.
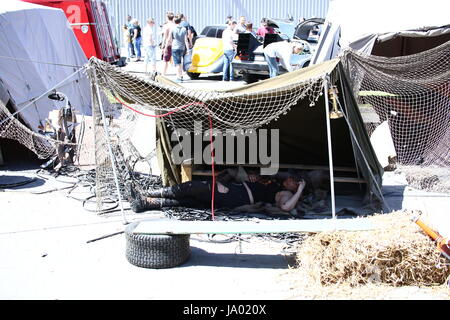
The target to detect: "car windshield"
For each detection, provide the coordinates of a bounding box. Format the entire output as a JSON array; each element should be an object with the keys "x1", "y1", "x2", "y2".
[
  {"x1": 206, "y1": 28, "x2": 217, "y2": 37},
  {"x1": 200, "y1": 26, "x2": 226, "y2": 38},
  {"x1": 200, "y1": 27, "x2": 211, "y2": 36}
]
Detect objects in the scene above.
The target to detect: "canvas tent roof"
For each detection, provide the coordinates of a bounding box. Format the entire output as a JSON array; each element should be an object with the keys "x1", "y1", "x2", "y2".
[
  {"x1": 312, "y1": 0, "x2": 450, "y2": 64},
  {"x1": 0, "y1": 0, "x2": 91, "y2": 131}
]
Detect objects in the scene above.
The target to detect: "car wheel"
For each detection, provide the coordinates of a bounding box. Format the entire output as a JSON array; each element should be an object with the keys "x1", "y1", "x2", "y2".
[
  {"x1": 125, "y1": 222, "x2": 191, "y2": 269},
  {"x1": 186, "y1": 72, "x2": 201, "y2": 80}
]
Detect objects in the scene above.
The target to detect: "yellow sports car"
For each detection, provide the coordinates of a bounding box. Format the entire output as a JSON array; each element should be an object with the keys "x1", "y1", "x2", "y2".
[{"x1": 186, "y1": 25, "x2": 227, "y2": 79}]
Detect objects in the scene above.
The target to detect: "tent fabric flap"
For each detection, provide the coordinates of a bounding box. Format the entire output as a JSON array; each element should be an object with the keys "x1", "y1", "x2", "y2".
[{"x1": 0, "y1": 0, "x2": 91, "y2": 132}]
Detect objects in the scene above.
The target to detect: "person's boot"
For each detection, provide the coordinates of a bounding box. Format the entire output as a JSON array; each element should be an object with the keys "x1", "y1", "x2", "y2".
[
  {"x1": 147, "y1": 187, "x2": 176, "y2": 198},
  {"x1": 131, "y1": 197, "x2": 161, "y2": 213},
  {"x1": 131, "y1": 197, "x2": 181, "y2": 213}
]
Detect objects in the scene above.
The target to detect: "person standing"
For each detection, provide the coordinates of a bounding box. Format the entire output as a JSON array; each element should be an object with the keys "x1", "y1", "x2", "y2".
[
  {"x1": 130, "y1": 19, "x2": 142, "y2": 61},
  {"x1": 143, "y1": 18, "x2": 157, "y2": 73},
  {"x1": 178, "y1": 13, "x2": 193, "y2": 48},
  {"x1": 256, "y1": 18, "x2": 275, "y2": 38},
  {"x1": 245, "y1": 22, "x2": 256, "y2": 37},
  {"x1": 171, "y1": 15, "x2": 191, "y2": 82},
  {"x1": 222, "y1": 20, "x2": 237, "y2": 81},
  {"x1": 235, "y1": 16, "x2": 247, "y2": 34},
  {"x1": 263, "y1": 41, "x2": 304, "y2": 78},
  {"x1": 225, "y1": 15, "x2": 233, "y2": 25},
  {"x1": 126, "y1": 15, "x2": 136, "y2": 58},
  {"x1": 161, "y1": 12, "x2": 176, "y2": 76},
  {"x1": 122, "y1": 24, "x2": 132, "y2": 62}
]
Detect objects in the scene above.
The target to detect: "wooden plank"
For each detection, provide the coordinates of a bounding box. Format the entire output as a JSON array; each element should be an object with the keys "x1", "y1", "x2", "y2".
[
  {"x1": 334, "y1": 177, "x2": 366, "y2": 184},
  {"x1": 220, "y1": 163, "x2": 357, "y2": 172},
  {"x1": 132, "y1": 219, "x2": 375, "y2": 235},
  {"x1": 192, "y1": 170, "x2": 366, "y2": 183},
  {"x1": 181, "y1": 164, "x2": 192, "y2": 182},
  {"x1": 359, "y1": 104, "x2": 381, "y2": 123},
  {"x1": 358, "y1": 91, "x2": 398, "y2": 97}
]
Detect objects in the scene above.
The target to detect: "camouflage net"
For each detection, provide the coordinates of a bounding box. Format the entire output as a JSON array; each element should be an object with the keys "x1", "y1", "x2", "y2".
[{"x1": 342, "y1": 40, "x2": 450, "y2": 193}]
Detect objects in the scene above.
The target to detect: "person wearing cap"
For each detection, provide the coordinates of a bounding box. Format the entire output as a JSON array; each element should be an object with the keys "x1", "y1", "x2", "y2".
[{"x1": 263, "y1": 41, "x2": 304, "y2": 78}]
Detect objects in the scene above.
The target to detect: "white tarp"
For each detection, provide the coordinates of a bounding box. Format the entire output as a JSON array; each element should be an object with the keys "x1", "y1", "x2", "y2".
[
  {"x1": 312, "y1": 0, "x2": 450, "y2": 64},
  {"x1": 0, "y1": 0, "x2": 91, "y2": 131}
]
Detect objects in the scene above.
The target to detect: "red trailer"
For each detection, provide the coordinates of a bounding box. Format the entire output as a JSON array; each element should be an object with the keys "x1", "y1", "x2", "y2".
[{"x1": 22, "y1": 0, "x2": 122, "y2": 64}]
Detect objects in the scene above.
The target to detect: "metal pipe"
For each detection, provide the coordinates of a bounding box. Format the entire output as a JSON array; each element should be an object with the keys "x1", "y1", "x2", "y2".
[{"x1": 323, "y1": 77, "x2": 336, "y2": 220}]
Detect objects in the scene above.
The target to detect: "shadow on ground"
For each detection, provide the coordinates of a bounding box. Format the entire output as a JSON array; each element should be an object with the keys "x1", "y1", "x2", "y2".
[
  {"x1": 0, "y1": 175, "x2": 45, "y2": 189},
  {"x1": 181, "y1": 246, "x2": 289, "y2": 269}
]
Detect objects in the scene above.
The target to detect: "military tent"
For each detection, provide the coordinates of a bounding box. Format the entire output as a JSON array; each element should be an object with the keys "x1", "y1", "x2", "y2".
[{"x1": 312, "y1": 0, "x2": 450, "y2": 63}]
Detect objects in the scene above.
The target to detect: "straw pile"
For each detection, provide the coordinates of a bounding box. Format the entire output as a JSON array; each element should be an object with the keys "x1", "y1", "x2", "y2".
[{"x1": 295, "y1": 211, "x2": 450, "y2": 287}]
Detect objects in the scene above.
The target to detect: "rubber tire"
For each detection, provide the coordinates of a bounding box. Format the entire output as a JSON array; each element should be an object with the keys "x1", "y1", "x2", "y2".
[
  {"x1": 125, "y1": 222, "x2": 191, "y2": 269},
  {"x1": 186, "y1": 72, "x2": 201, "y2": 80}
]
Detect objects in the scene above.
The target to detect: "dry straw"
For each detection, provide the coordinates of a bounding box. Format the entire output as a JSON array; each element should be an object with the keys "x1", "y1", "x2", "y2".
[{"x1": 295, "y1": 211, "x2": 450, "y2": 287}]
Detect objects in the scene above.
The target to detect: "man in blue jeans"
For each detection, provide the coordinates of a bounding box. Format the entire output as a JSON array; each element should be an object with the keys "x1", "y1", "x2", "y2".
[
  {"x1": 130, "y1": 19, "x2": 142, "y2": 62},
  {"x1": 171, "y1": 15, "x2": 191, "y2": 82},
  {"x1": 263, "y1": 41, "x2": 304, "y2": 78},
  {"x1": 222, "y1": 20, "x2": 237, "y2": 81}
]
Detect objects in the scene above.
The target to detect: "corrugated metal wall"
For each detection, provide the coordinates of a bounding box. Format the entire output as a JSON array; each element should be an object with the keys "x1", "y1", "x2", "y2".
[{"x1": 104, "y1": 0, "x2": 330, "y2": 46}]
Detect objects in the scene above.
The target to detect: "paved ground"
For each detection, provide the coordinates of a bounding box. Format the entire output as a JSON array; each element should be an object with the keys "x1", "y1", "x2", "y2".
[
  {"x1": 1, "y1": 164, "x2": 448, "y2": 300},
  {"x1": 0, "y1": 59, "x2": 448, "y2": 300}
]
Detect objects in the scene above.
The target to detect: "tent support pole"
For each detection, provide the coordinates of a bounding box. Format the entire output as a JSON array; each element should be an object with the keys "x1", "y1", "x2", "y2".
[
  {"x1": 93, "y1": 71, "x2": 128, "y2": 225},
  {"x1": 323, "y1": 77, "x2": 336, "y2": 220}
]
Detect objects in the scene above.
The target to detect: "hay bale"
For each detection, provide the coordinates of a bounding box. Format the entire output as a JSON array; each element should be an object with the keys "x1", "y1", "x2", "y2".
[{"x1": 295, "y1": 211, "x2": 450, "y2": 287}]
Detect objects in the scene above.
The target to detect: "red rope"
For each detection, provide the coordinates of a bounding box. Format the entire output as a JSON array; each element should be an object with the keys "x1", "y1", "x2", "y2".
[
  {"x1": 113, "y1": 95, "x2": 216, "y2": 220},
  {"x1": 113, "y1": 95, "x2": 204, "y2": 117}
]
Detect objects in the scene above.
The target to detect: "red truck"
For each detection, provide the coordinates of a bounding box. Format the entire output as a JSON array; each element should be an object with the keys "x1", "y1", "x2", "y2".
[{"x1": 22, "y1": 0, "x2": 123, "y2": 65}]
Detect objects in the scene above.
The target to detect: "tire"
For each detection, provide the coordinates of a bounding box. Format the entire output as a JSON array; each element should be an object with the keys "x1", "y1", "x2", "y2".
[
  {"x1": 186, "y1": 72, "x2": 201, "y2": 80},
  {"x1": 125, "y1": 222, "x2": 191, "y2": 269}
]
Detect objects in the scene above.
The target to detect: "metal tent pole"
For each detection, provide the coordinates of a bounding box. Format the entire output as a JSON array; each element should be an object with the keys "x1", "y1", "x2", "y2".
[
  {"x1": 93, "y1": 71, "x2": 128, "y2": 225},
  {"x1": 323, "y1": 77, "x2": 336, "y2": 220}
]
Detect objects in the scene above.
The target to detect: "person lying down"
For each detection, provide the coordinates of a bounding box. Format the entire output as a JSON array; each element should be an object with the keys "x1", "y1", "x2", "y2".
[{"x1": 130, "y1": 172, "x2": 307, "y2": 214}]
